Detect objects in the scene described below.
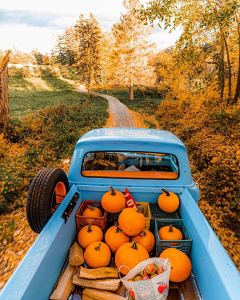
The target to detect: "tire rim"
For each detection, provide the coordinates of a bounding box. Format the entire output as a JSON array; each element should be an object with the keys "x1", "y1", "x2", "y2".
[{"x1": 51, "y1": 181, "x2": 67, "y2": 213}]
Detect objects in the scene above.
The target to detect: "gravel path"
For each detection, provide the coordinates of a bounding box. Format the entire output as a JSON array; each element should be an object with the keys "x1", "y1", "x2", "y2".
[
  {"x1": 96, "y1": 93, "x2": 135, "y2": 127},
  {"x1": 62, "y1": 78, "x2": 134, "y2": 127}
]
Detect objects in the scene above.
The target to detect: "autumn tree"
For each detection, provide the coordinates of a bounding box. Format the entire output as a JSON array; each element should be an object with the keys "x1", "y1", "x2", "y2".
[
  {"x1": 99, "y1": 31, "x2": 115, "y2": 91},
  {"x1": 10, "y1": 47, "x2": 37, "y2": 65},
  {"x1": 111, "y1": 0, "x2": 156, "y2": 100},
  {"x1": 53, "y1": 27, "x2": 76, "y2": 66},
  {"x1": 0, "y1": 51, "x2": 11, "y2": 133},
  {"x1": 140, "y1": 0, "x2": 240, "y2": 104},
  {"x1": 74, "y1": 14, "x2": 102, "y2": 94},
  {"x1": 32, "y1": 49, "x2": 43, "y2": 65},
  {"x1": 234, "y1": 11, "x2": 240, "y2": 103}
]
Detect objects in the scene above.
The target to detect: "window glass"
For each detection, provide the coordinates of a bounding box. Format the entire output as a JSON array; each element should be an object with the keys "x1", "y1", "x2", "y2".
[{"x1": 82, "y1": 151, "x2": 179, "y2": 179}]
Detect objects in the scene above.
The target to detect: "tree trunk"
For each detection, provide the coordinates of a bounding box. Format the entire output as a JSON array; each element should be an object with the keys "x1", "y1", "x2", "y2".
[
  {"x1": 0, "y1": 50, "x2": 11, "y2": 134},
  {"x1": 87, "y1": 63, "x2": 91, "y2": 96},
  {"x1": 234, "y1": 14, "x2": 240, "y2": 104},
  {"x1": 101, "y1": 69, "x2": 104, "y2": 92},
  {"x1": 129, "y1": 76, "x2": 134, "y2": 101},
  {"x1": 222, "y1": 32, "x2": 232, "y2": 103},
  {"x1": 220, "y1": 32, "x2": 225, "y2": 101}
]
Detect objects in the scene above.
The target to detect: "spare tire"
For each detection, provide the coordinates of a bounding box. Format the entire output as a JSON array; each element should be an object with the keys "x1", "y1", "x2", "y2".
[{"x1": 27, "y1": 167, "x2": 69, "y2": 233}]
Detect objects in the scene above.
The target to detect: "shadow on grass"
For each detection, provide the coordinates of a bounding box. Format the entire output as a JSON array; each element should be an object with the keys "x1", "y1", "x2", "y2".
[{"x1": 9, "y1": 77, "x2": 87, "y2": 117}]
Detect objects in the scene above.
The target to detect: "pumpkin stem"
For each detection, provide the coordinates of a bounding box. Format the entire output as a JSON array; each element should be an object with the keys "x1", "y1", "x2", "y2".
[
  {"x1": 116, "y1": 225, "x2": 122, "y2": 233},
  {"x1": 140, "y1": 231, "x2": 146, "y2": 237},
  {"x1": 161, "y1": 188, "x2": 170, "y2": 196},
  {"x1": 109, "y1": 185, "x2": 116, "y2": 196},
  {"x1": 87, "y1": 204, "x2": 95, "y2": 211},
  {"x1": 131, "y1": 241, "x2": 138, "y2": 250},
  {"x1": 87, "y1": 221, "x2": 93, "y2": 233},
  {"x1": 95, "y1": 241, "x2": 101, "y2": 251},
  {"x1": 168, "y1": 225, "x2": 173, "y2": 232}
]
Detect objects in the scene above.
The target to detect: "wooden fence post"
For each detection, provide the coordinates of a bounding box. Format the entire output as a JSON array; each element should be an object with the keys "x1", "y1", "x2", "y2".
[{"x1": 0, "y1": 50, "x2": 11, "y2": 133}]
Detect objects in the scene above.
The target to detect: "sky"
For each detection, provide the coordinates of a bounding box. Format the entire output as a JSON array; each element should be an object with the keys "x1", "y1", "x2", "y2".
[{"x1": 0, "y1": 0, "x2": 181, "y2": 54}]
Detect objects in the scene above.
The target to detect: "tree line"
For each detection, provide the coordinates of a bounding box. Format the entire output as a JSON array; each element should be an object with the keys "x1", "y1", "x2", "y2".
[
  {"x1": 140, "y1": 0, "x2": 240, "y2": 105},
  {"x1": 51, "y1": 0, "x2": 240, "y2": 105},
  {"x1": 51, "y1": 0, "x2": 155, "y2": 99},
  {"x1": 2, "y1": 0, "x2": 240, "y2": 104}
]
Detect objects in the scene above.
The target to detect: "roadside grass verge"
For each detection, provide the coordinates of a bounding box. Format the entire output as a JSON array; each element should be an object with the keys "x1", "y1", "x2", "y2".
[{"x1": 9, "y1": 77, "x2": 85, "y2": 117}]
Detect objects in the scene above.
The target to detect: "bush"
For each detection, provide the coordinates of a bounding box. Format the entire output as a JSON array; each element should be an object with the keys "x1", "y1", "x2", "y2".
[{"x1": 135, "y1": 86, "x2": 160, "y2": 99}]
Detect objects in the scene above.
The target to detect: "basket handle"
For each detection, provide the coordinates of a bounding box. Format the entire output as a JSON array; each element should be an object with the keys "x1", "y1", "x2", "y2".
[
  {"x1": 164, "y1": 258, "x2": 170, "y2": 271},
  {"x1": 118, "y1": 265, "x2": 131, "y2": 279}
]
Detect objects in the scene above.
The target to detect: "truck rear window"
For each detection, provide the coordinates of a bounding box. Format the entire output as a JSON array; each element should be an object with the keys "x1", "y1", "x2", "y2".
[{"x1": 82, "y1": 151, "x2": 179, "y2": 179}]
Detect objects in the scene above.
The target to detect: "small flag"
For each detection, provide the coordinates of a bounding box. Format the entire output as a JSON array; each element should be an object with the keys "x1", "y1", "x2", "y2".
[{"x1": 125, "y1": 188, "x2": 138, "y2": 209}]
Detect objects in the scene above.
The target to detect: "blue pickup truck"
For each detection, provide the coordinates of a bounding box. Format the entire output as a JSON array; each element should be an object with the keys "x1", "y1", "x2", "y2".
[{"x1": 1, "y1": 128, "x2": 240, "y2": 300}]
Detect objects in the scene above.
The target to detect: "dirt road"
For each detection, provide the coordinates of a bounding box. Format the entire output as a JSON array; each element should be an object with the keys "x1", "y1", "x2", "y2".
[
  {"x1": 71, "y1": 82, "x2": 134, "y2": 127},
  {"x1": 96, "y1": 93, "x2": 134, "y2": 127}
]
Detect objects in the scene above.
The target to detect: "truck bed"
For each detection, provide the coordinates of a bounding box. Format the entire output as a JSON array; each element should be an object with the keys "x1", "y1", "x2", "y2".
[
  {"x1": 1, "y1": 185, "x2": 240, "y2": 300},
  {"x1": 168, "y1": 275, "x2": 201, "y2": 300},
  {"x1": 54, "y1": 201, "x2": 202, "y2": 300}
]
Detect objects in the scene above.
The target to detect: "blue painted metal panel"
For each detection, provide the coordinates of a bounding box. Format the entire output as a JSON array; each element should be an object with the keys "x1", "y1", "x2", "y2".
[
  {"x1": 77, "y1": 128, "x2": 185, "y2": 148},
  {"x1": 179, "y1": 188, "x2": 240, "y2": 300},
  {"x1": 0, "y1": 185, "x2": 82, "y2": 300},
  {"x1": 79, "y1": 185, "x2": 183, "y2": 204}
]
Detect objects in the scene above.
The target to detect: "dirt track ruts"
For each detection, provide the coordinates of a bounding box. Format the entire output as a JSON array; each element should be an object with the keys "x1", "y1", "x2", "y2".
[{"x1": 96, "y1": 93, "x2": 134, "y2": 127}]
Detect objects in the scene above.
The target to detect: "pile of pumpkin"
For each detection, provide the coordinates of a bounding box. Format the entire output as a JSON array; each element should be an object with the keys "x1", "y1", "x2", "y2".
[{"x1": 78, "y1": 186, "x2": 192, "y2": 283}]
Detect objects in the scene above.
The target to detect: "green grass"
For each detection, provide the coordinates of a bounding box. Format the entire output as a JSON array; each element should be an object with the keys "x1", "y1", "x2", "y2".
[
  {"x1": 94, "y1": 88, "x2": 162, "y2": 115},
  {"x1": 9, "y1": 77, "x2": 85, "y2": 117}
]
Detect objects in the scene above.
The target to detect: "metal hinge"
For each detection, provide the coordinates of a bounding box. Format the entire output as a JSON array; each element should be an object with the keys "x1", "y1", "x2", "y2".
[{"x1": 61, "y1": 192, "x2": 79, "y2": 223}]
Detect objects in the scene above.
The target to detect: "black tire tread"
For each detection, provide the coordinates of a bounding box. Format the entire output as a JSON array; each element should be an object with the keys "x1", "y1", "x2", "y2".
[{"x1": 27, "y1": 168, "x2": 69, "y2": 233}]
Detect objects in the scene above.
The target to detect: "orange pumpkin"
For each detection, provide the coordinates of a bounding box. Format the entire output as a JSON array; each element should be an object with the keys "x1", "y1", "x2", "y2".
[
  {"x1": 131, "y1": 229, "x2": 155, "y2": 253},
  {"x1": 84, "y1": 241, "x2": 111, "y2": 268},
  {"x1": 82, "y1": 204, "x2": 102, "y2": 223},
  {"x1": 101, "y1": 186, "x2": 125, "y2": 213},
  {"x1": 115, "y1": 241, "x2": 149, "y2": 275},
  {"x1": 160, "y1": 248, "x2": 192, "y2": 282},
  {"x1": 105, "y1": 225, "x2": 130, "y2": 253},
  {"x1": 159, "y1": 225, "x2": 183, "y2": 245},
  {"x1": 118, "y1": 207, "x2": 145, "y2": 236},
  {"x1": 77, "y1": 222, "x2": 103, "y2": 249},
  {"x1": 158, "y1": 188, "x2": 179, "y2": 213}
]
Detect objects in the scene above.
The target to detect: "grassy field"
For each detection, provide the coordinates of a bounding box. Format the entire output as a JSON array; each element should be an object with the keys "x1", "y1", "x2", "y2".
[{"x1": 9, "y1": 77, "x2": 86, "y2": 117}]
